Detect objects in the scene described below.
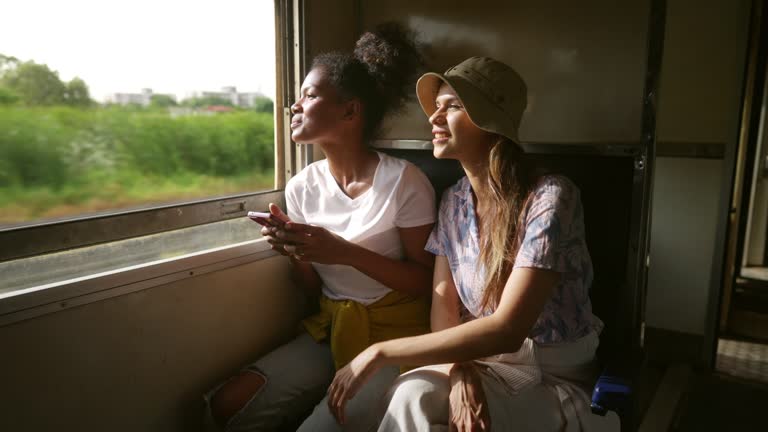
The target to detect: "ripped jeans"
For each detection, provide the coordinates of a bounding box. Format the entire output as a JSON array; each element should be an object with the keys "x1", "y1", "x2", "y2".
[{"x1": 205, "y1": 332, "x2": 399, "y2": 431}]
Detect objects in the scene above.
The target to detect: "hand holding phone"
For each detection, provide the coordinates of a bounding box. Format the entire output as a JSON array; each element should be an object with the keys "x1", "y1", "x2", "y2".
[{"x1": 247, "y1": 211, "x2": 286, "y2": 227}]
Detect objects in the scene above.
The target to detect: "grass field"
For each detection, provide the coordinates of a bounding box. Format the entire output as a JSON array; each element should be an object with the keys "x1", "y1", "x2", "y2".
[
  {"x1": 0, "y1": 171, "x2": 274, "y2": 223},
  {"x1": 0, "y1": 106, "x2": 275, "y2": 224}
]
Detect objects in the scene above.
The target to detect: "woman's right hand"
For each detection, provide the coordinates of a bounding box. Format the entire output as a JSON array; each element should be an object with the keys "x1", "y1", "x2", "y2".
[{"x1": 261, "y1": 203, "x2": 293, "y2": 256}]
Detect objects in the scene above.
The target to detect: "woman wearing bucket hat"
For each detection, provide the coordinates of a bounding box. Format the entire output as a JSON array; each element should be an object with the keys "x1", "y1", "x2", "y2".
[
  {"x1": 205, "y1": 24, "x2": 438, "y2": 432},
  {"x1": 327, "y1": 57, "x2": 618, "y2": 431}
]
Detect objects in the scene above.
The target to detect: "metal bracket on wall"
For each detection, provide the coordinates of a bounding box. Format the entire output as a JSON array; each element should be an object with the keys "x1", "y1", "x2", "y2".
[{"x1": 635, "y1": 155, "x2": 646, "y2": 171}]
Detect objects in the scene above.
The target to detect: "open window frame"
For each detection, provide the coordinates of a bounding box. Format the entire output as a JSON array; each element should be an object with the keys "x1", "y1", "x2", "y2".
[{"x1": 0, "y1": 0, "x2": 309, "y2": 322}]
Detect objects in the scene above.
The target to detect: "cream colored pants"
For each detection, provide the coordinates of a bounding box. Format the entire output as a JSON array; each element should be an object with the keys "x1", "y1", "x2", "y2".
[
  {"x1": 377, "y1": 332, "x2": 621, "y2": 432},
  {"x1": 377, "y1": 364, "x2": 566, "y2": 432}
]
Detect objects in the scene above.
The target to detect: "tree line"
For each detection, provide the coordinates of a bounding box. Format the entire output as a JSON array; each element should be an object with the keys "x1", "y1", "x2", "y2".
[
  {"x1": 0, "y1": 53, "x2": 274, "y2": 113},
  {"x1": 0, "y1": 54, "x2": 92, "y2": 106}
]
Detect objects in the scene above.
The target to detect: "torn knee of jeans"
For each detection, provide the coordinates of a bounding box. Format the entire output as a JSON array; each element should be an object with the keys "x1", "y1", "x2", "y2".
[{"x1": 210, "y1": 369, "x2": 268, "y2": 427}]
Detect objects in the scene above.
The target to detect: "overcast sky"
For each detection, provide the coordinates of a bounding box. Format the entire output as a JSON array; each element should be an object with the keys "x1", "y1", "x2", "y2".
[{"x1": 0, "y1": 0, "x2": 276, "y2": 102}]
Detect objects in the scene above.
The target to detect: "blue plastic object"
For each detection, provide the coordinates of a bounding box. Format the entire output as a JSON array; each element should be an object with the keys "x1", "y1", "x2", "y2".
[{"x1": 591, "y1": 372, "x2": 632, "y2": 416}]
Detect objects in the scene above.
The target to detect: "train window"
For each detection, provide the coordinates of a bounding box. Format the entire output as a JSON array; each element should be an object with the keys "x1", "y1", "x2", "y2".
[{"x1": 0, "y1": 1, "x2": 292, "y2": 301}]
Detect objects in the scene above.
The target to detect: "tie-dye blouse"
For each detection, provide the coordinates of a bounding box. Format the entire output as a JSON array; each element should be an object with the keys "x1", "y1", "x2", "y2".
[{"x1": 425, "y1": 175, "x2": 603, "y2": 344}]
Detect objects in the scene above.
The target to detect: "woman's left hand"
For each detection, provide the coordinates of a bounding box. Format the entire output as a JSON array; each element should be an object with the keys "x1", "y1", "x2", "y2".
[
  {"x1": 449, "y1": 362, "x2": 490, "y2": 432},
  {"x1": 274, "y1": 222, "x2": 356, "y2": 265},
  {"x1": 327, "y1": 345, "x2": 382, "y2": 425}
]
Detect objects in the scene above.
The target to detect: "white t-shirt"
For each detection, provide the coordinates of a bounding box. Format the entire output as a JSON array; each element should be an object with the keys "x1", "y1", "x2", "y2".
[{"x1": 285, "y1": 151, "x2": 436, "y2": 304}]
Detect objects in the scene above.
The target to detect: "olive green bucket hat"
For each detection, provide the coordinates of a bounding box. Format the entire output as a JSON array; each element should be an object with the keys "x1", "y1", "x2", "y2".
[{"x1": 416, "y1": 56, "x2": 527, "y2": 147}]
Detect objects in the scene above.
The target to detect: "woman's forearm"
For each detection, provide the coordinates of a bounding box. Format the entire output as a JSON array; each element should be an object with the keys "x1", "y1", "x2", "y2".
[
  {"x1": 374, "y1": 267, "x2": 559, "y2": 367},
  {"x1": 375, "y1": 313, "x2": 523, "y2": 367},
  {"x1": 343, "y1": 243, "x2": 433, "y2": 296}
]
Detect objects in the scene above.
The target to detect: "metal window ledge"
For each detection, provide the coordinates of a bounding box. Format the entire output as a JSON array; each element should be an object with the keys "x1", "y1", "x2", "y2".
[{"x1": 0, "y1": 236, "x2": 277, "y2": 327}]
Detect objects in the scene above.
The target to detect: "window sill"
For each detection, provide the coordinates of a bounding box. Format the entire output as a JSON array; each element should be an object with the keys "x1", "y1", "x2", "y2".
[
  {"x1": 741, "y1": 267, "x2": 768, "y2": 282},
  {"x1": 0, "y1": 237, "x2": 277, "y2": 326}
]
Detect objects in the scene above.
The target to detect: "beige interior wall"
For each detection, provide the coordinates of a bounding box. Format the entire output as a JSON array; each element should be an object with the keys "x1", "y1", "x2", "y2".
[
  {"x1": 648, "y1": 158, "x2": 725, "y2": 334},
  {"x1": 302, "y1": 0, "x2": 358, "y2": 162},
  {"x1": 360, "y1": 0, "x2": 649, "y2": 143},
  {"x1": 646, "y1": 0, "x2": 751, "y2": 334},
  {"x1": 0, "y1": 255, "x2": 302, "y2": 432},
  {"x1": 303, "y1": 0, "x2": 357, "y2": 66},
  {"x1": 654, "y1": 0, "x2": 751, "y2": 145}
]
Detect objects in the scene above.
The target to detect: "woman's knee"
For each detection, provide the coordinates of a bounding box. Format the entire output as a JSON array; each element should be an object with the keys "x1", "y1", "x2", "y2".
[
  {"x1": 385, "y1": 369, "x2": 450, "y2": 413},
  {"x1": 377, "y1": 370, "x2": 451, "y2": 431},
  {"x1": 206, "y1": 335, "x2": 335, "y2": 430},
  {"x1": 209, "y1": 370, "x2": 266, "y2": 427},
  {"x1": 297, "y1": 366, "x2": 400, "y2": 432}
]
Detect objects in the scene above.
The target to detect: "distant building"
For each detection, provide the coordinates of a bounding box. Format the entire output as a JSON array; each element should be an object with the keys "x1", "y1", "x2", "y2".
[
  {"x1": 197, "y1": 86, "x2": 266, "y2": 108},
  {"x1": 105, "y1": 86, "x2": 267, "y2": 109},
  {"x1": 106, "y1": 88, "x2": 176, "y2": 107}
]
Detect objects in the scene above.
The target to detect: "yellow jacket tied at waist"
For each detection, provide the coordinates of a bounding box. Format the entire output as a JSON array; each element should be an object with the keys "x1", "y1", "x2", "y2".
[{"x1": 302, "y1": 290, "x2": 430, "y2": 370}]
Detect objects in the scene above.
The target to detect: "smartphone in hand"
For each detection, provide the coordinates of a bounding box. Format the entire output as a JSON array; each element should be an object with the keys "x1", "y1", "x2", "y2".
[{"x1": 247, "y1": 211, "x2": 287, "y2": 227}]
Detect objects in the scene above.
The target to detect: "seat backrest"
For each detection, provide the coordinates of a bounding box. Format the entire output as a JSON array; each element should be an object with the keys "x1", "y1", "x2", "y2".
[
  {"x1": 380, "y1": 147, "x2": 641, "y2": 362},
  {"x1": 525, "y1": 152, "x2": 636, "y2": 361}
]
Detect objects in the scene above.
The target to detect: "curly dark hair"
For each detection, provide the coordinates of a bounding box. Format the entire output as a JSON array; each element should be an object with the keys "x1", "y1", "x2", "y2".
[{"x1": 311, "y1": 22, "x2": 422, "y2": 142}]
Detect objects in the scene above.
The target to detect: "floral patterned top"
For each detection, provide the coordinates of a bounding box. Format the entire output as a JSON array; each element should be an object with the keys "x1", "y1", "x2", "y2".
[{"x1": 425, "y1": 175, "x2": 604, "y2": 344}]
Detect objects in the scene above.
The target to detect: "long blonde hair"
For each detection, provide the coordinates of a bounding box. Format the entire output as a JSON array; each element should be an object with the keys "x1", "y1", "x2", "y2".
[{"x1": 477, "y1": 137, "x2": 535, "y2": 313}]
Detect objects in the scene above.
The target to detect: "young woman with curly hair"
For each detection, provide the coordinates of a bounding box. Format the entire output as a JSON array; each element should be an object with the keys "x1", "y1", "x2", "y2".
[{"x1": 205, "y1": 24, "x2": 436, "y2": 432}]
